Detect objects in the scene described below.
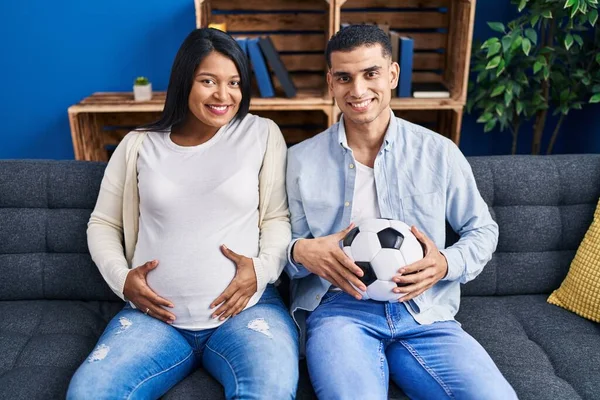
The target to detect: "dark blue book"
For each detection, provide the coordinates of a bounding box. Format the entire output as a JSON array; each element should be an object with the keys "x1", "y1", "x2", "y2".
[
  {"x1": 397, "y1": 36, "x2": 414, "y2": 98},
  {"x1": 258, "y1": 36, "x2": 297, "y2": 98},
  {"x1": 247, "y1": 38, "x2": 275, "y2": 98},
  {"x1": 235, "y1": 38, "x2": 248, "y2": 56}
]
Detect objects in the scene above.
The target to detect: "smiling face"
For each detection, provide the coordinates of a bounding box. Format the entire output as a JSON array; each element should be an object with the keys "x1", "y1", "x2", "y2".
[
  {"x1": 187, "y1": 50, "x2": 242, "y2": 130},
  {"x1": 327, "y1": 44, "x2": 399, "y2": 126}
]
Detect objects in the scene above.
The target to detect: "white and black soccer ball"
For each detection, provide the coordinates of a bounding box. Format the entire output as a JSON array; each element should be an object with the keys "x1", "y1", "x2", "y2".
[{"x1": 341, "y1": 218, "x2": 424, "y2": 302}]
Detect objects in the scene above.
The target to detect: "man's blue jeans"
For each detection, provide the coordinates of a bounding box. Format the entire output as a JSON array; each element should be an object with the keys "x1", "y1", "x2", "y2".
[
  {"x1": 67, "y1": 285, "x2": 299, "y2": 400},
  {"x1": 306, "y1": 291, "x2": 517, "y2": 400}
]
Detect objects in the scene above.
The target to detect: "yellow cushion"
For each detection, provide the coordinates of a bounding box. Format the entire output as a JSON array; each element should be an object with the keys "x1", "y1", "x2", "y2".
[{"x1": 548, "y1": 199, "x2": 600, "y2": 322}]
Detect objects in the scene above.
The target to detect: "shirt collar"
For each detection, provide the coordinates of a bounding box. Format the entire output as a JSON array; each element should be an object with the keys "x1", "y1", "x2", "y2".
[{"x1": 337, "y1": 108, "x2": 396, "y2": 152}]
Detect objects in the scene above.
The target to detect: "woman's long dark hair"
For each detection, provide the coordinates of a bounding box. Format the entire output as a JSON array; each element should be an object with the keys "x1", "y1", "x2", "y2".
[{"x1": 139, "y1": 28, "x2": 251, "y2": 131}]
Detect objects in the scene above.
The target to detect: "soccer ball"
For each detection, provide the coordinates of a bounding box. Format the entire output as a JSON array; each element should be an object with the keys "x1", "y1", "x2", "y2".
[{"x1": 341, "y1": 218, "x2": 424, "y2": 302}]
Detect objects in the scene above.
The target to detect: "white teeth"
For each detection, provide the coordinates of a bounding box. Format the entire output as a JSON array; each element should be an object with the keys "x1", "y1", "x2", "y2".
[
  {"x1": 208, "y1": 105, "x2": 227, "y2": 111},
  {"x1": 350, "y1": 99, "x2": 372, "y2": 108}
]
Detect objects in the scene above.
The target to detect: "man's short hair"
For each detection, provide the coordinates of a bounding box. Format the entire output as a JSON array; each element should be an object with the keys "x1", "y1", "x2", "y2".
[{"x1": 325, "y1": 24, "x2": 392, "y2": 68}]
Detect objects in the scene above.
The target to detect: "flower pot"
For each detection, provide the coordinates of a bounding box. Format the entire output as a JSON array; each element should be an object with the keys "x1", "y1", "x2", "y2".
[{"x1": 133, "y1": 83, "x2": 152, "y2": 101}]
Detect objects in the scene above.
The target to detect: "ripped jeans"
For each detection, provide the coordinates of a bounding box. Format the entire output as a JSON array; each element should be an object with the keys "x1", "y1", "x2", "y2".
[{"x1": 67, "y1": 285, "x2": 299, "y2": 400}]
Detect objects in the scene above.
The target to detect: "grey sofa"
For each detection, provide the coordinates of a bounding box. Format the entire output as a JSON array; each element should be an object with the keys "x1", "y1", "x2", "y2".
[{"x1": 0, "y1": 155, "x2": 599, "y2": 400}]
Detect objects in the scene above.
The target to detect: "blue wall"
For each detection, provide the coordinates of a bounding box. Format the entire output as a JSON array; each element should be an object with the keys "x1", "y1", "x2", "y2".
[{"x1": 0, "y1": 0, "x2": 597, "y2": 159}]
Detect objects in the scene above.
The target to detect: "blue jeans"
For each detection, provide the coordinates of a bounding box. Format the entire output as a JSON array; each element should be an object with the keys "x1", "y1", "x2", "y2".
[
  {"x1": 306, "y1": 291, "x2": 517, "y2": 400},
  {"x1": 67, "y1": 285, "x2": 299, "y2": 400}
]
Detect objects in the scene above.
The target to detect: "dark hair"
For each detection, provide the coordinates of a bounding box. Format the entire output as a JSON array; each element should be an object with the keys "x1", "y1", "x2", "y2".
[
  {"x1": 140, "y1": 28, "x2": 251, "y2": 131},
  {"x1": 325, "y1": 24, "x2": 392, "y2": 68}
]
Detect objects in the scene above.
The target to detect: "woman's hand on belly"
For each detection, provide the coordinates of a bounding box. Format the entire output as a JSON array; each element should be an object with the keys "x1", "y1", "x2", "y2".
[
  {"x1": 209, "y1": 245, "x2": 258, "y2": 321},
  {"x1": 124, "y1": 260, "x2": 177, "y2": 324}
]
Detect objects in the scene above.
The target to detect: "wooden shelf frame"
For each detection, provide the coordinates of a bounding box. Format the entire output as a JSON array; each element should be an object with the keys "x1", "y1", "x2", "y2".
[{"x1": 67, "y1": 0, "x2": 476, "y2": 161}]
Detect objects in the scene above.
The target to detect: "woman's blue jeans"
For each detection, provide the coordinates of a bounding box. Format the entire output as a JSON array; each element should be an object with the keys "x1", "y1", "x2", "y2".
[{"x1": 67, "y1": 285, "x2": 299, "y2": 400}]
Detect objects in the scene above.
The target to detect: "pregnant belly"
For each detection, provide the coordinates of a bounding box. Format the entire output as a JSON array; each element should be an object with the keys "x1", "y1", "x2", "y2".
[{"x1": 144, "y1": 258, "x2": 237, "y2": 329}]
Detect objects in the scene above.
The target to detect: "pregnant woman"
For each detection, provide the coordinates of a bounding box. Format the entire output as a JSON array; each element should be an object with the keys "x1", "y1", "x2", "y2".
[{"x1": 67, "y1": 28, "x2": 298, "y2": 399}]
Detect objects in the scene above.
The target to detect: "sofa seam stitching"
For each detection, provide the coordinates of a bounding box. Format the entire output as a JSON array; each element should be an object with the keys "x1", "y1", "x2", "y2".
[{"x1": 10, "y1": 303, "x2": 45, "y2": 370}]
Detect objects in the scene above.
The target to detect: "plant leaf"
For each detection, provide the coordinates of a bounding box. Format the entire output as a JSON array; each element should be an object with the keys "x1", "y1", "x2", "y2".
[
  {"x1": 573, "y1": 34, "x2": 583, "y2": 47},
  {"x1": 487, "y1": 42, "x2": 502, "y2": 57},
  {"x1": 511, "y1": 36, "x2": 523, "y2": 51},
  {"x1": 517, "y1": 71, "x2": 529, "y2": 85},
  {"x1": 477, "y1": 112, "x2": 494, "y2": 123},
  {"x1": 525, "y1": 28, "x2": 538, "y2": 45},
  {"x1": 504, "y1": 90, "x2": 514, "y2": 106},
  {"x1": 522, "y1": 38, "x2": 532, "y2": 55},
  {"x1": 491, "y1": 85, "x2": 506, "y2": 97},
  {"x1": 518, "y1": 0, "x2": 528, "y2": 12},
  {"x1": 481, "y1": 37, "x2": 499, "y2": 49},
  {"x1": 534, "y1": 61, "x2": 543, "y2": 73},
  {"x1": 542, "y1": 10, "x2": 553, "y2": 18},
  {"x1": 497, "y1": 58, "x2": 507, "y2": 76},
  {"x1": 488, "y1": 22, "x2": 506, "y2": 33},
  {"x1": 484, "y1": 119, "x2": 497, "y2": 132},
  {"x1": 486, "y1": 56, "x2": 502, "y2": 69},
  {"x1": 590, "y1": 93, "x2": 600, "y2": 103},
  {"x1": 516, "y1": 101, "x2": 524, "y2": 115},
  {"x1": 565, "y1": 34, "x2": 574, "y2": 50},
  {"x1": 502, "y1": 35, "x2": 513, "y2": 52},
  {"x1": 564, "y1": 0, "x2": 577, "y2": 8},
  {"x1": 590, "y1": 9, "x2": 598, "y2": 26},
  {"x1": 571, "y1": 1, "x2": 580, "y2": 18}
]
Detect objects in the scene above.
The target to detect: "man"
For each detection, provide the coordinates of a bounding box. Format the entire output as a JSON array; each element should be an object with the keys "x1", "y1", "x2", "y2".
[{"x1": 285, "y1": 25, "x2": 517, "y2": 400}]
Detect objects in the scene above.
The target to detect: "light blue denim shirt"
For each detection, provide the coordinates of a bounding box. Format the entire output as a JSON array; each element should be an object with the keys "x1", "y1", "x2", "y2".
[{"x1": 285, "y1": 109, "x2": 498, "y2": 345}]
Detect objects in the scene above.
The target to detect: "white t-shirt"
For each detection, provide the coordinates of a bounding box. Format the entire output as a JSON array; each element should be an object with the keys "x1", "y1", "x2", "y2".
[
  {"x1": 132, "y1": 116, "x2": 268, "y2": 330},
  {"x1": 351, "y1": 161, "x2": 381, "y2": 224}
]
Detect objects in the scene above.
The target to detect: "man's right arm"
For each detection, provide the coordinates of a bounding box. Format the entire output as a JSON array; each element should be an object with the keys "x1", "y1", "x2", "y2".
[
  {"x1": 284, "y1": 150, "x2": 313, "y2": 280},
  {"x1": 284, "y1": 151, "x2": 366, "y2": 298}
]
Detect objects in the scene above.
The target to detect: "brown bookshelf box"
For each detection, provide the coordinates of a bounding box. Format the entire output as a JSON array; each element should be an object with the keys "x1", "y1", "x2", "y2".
[
  {"x1": 195, "y1": 0, "x2": 333, "y2": 101},
  {"x1": 68, "y1": 0, "x2": 475, "y2": 161}
]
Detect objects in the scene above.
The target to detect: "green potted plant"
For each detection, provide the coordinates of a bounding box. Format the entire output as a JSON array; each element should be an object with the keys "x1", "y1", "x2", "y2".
[
  {"x1": 133, "y1": 76, "x2": 152, "y2": 101},
  {"x1": 467, "y1": 0, "x2": 600, "y2": 154}
]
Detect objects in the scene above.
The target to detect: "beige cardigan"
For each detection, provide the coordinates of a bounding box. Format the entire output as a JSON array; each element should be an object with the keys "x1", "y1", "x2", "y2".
[{"x1": 87, "y1": 118, "x2": 291, "y2": 303}]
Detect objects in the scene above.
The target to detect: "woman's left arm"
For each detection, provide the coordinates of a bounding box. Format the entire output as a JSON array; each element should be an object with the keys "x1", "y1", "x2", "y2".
[{"x1": 251, "y1": 120, "x2": 291, "y2": 290}]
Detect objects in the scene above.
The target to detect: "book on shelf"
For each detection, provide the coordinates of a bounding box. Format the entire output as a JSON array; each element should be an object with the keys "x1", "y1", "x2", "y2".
[
  {"x1": 235, "y1": 37, "x2": 248, "y2": 55},
  {"x1": 258, "y1": 36, "x2": 297, "y2": 98},
  {"x1": 412, "y1": 82, "x2": 450, "y2": 99},
  {"x1": 247, "y1": 38, "x2": 275, "y2": 98},
  {"x1": 397, "y1": 36, "x2": 414, "y2": 98}
]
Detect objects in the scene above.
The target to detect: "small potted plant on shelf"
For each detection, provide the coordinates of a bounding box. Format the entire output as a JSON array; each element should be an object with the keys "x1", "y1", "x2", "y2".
[{"x1": 133, "y1": 76, "x2": 152, "y2": 101}]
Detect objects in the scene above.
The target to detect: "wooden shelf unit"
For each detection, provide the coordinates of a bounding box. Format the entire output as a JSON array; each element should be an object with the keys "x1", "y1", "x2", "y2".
[{"x1": 68, "y1": 0, "x2": 475, "y2": 161}]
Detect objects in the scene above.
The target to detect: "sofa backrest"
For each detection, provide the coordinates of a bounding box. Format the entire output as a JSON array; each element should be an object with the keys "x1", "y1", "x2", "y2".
[
  {"x1": 0, "y1": 160, "x2": 119, "y2": 301},
  {"x1": 2, "y1": 155, "x2": 600, "y2": 301},
  {"x1": 461, "y1": 154, "x2": 600, "y2": 296}
]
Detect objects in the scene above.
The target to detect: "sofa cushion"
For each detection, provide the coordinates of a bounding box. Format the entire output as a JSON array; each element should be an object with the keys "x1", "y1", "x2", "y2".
[
  {"x1": 0, "y1": 300, "x2": 122, "y2": 400},
  {"x1": 548, "y1": 198, "x2": 600, "y2": 322},
  {"x1": 0, "y1": 161, "x2": 119, "y2": 301},
  {"x1": 462, "y1": 155, "x2": 600, "y2": 296},
  {"x1": 457, "y1": 295, "x2": 600, "y2": 400}
]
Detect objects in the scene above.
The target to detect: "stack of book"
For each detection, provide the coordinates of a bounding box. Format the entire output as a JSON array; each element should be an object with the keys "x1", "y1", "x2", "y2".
[{"x1": 236, "y1": 36, "x2": 297, "y2": 99}]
